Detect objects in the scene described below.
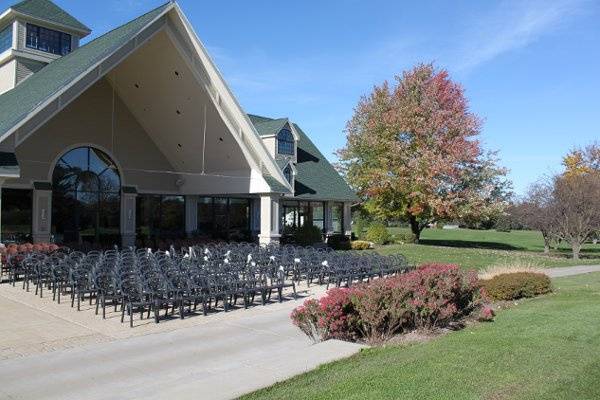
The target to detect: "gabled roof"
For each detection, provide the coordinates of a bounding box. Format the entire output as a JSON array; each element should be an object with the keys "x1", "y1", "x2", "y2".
[
  {"x1": 10, "y1": 0, "x2": 91, "y2": 33},
  {"x1": 0, "y1": 1, "x2": 292, "y2": 194},
  {"x1": 0, "y1": 2, "x2": 171, "y2": 141},
  {"x1": 248, "y1": 114, "x2": 289, "y2": 137},
  {"x1": 250, "y1": 115, "x2": 358, "y2": 202}
]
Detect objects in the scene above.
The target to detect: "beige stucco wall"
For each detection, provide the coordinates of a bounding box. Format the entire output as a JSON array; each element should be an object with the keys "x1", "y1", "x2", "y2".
[
  {"x1": 9, "y1": 78, "x2": 179, "y2": 193},
  {"x1": 0, "y1": 59, "x2": 16, "y2": 95}
]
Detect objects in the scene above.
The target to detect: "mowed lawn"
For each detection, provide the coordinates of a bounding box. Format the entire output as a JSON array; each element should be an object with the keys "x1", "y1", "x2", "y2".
[
  {"x1": 377, "y1": 228, "x2": 600, "y2": 270},
  {"x1": 241, "y1": 273, "x2": 600, "y2": 400}
]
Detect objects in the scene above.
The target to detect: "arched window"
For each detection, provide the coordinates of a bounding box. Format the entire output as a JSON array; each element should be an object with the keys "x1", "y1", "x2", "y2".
[
  {"x1": 52, "y1": 147, "x2": 121, "y2": 245},
  {"x1": 283, "y1": 164, "x2": 293, "y2": 184},
  {"x1": 277, "y1": 128, "x2": 295, "y2": 155}
]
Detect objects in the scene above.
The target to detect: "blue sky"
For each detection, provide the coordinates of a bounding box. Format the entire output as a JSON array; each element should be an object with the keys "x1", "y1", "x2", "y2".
[{"x1": 10, "y1": 0, "x2": 600, "y2": 195}]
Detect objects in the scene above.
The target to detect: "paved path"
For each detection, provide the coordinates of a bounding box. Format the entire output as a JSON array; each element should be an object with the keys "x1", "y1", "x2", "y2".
[
  {"x1": 0, "y1": 285, "x2": 364, "y2": 400},
  {"x1": 545, "y1": 265, "x2": 600, "y2": 278}
]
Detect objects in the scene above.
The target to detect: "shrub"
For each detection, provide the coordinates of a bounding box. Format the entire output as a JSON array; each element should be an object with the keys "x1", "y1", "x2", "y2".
[
  {"x1": 478, "y1": 261, "x2": 546, "y2": 280},
  {"x1": 328, "y1": 234, "x2": 351, "y2": 250},
  {"x1": 394, "y1": 231, "x2": 417, "y2": 244},
  {"x1": 400, "y1": 264, "x2": 482, "y2": 330},
  {"x1": 480, "y1": 272, "x2": 552, "y2": 301},
  {"x1": 292, "y1": 263, "x2": 486, "y2": 343},
  {"x1": 351, "y1": 240, "x2": 372, "y2": 250},
  {"x1": 352, "y1": 214, "x2": 370, "y2": 240},
  {"x1": 365, "y1": 223, "x2": 391, "y2": 245},
  {"x1": 478, "y1": 306, "x2": 495, "y2": 322},
  {"x1": 293, "y1": 224, "x2": 323, "y2": 246},
  {"x1": 290, "y1": 288, "x2": 360, "y2": 342}
]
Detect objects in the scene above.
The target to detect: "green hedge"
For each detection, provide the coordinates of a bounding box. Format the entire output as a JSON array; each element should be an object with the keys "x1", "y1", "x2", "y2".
[{"x1": 480, "y1": 272, "x2": 551, "y2": 301}]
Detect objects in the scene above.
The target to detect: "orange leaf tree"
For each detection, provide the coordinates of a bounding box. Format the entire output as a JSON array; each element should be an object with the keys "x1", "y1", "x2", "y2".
[{"x1": 338, "y1": 64, "x2": 510, "y2": 241}]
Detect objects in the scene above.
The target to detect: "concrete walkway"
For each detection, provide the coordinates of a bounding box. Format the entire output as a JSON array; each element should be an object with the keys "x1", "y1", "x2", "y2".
[
  {"x1": 545, "y1": 265, "x2": 600, "y2": 278},
  {"x1": 0, "y1": 284, "x2": 364, "y2": 400}
]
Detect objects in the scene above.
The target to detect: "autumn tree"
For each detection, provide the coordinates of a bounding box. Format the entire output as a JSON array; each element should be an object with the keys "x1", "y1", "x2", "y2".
[
  {"x1": 338, "y1": 63, "x2": 510, "y2": 242},
  {"x1": 562, "y1": 141, "x2": 600, "y2": 176}
]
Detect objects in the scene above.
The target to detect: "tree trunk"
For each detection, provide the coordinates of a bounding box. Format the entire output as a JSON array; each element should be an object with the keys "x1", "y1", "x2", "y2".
[
  {"x1": 541, "y1": 232, "x2": 550, "y2": 254},
  {"x1": 408, "y1": 215, "x2": 423, "y2": 244},
  {"x1": 571, "y1": 240, "x2": 581, "y2": 261}
]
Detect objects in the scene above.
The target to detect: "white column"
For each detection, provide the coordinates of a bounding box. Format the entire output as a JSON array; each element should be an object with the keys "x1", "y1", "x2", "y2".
[
  {"x1": 258, "y1": 194, "x2": 281, "y2": 245},
  {"x1": 32, "y1": 184, "x2": 52, "y2": 243},
  {"x1": 185, "y1": 195, "x2": 198, "y2": 237},
  {"x1": 343, "y1": 202, "x2": 352, "y2": 237},
  {"x1": 120, "y1": 191, "x2": 137, "y2": 248}
]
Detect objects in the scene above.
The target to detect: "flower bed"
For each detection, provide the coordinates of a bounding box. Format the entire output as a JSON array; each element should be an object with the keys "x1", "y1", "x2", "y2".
[{"x1": 291, "y1": 263, "x2": 489, "y2": 343}]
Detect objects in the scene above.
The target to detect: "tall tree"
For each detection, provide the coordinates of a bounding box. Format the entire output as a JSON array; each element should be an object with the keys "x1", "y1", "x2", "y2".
[
  {"x1": 338, "y1": 63, "x2": 510, "y2": 241},
  {"x1": 551, "y1": 172, "x2": 600, "y2": 260}
]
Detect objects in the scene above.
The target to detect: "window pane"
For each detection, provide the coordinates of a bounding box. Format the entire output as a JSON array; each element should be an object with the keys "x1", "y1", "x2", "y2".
[
  {"x1": 25, "y1": 24, "x2": 71, "y2": 55},
  {"x1": 136, "y1": 195, "x2": 161, "y2": 239},
  {"x1": 311, "y1": 202, "x2": 324, "y2": 231},
  {"x1": 1, "y1": 189, "x2": 32, "y2": 243},
  {"x1": 0, "y1": 24, "x2": 12, "y2": 53},
  {"x1": 332, "y1": 203, "x2": 344, "y2": 233},
  {"x1": 213, "y1": 198, "x2": 228, "y2": 239},
  {"x1": 196, "y1": 197, "x2": 213, "y2": 236},
  {"x1": 229, "y1": 198, "x2": 249, "y2": 241},
  {"x1": 160, "y1": 196, "x2": 185, "y2": 236}
]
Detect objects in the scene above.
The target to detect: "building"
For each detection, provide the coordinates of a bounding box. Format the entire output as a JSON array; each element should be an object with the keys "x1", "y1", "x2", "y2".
[{"x1": 0, "y1": 0, "x2": 357, "y2": 247}]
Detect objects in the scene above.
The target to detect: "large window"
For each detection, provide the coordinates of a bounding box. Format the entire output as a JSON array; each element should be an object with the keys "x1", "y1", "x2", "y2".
[
  {"x1": 1, "y1": 189, "x2": 32, "y2": 243},
  {"x1": 281, "y1": 200, "x2": 326, "y2": 233},
  {"x1": 26, "y1": 23, "x2": 71, "y2": 56},
  {"x1": 136, "y1": 195, "x2": 185, "y2": 240},
  {"x1": 52, "y1": 147, "x2": 120, "y2": 245},
  {"x1": 196, "y1": 197, "x2": 251, "y2": 241},
  {"x1": 332, "y1": 202, "x2": 344, "y2": 233},
  {"x1": 0, "y1": 24, "x2": 12, "y2": 53},
  {"x1": 277, "y1": 128, "x2": 295, "y2": 155}
]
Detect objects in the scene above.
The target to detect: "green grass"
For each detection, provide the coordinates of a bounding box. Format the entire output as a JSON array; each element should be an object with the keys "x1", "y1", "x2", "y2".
[
  {"x1": 242, "y1": 273, "x2": 600, "y2": 400},
  {"x1": 376, "y1": 228, "x2": 600, "y2": 270}
]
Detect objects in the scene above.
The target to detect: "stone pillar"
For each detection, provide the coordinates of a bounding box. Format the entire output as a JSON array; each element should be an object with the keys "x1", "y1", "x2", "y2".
[
  {"x1": 185, "y1": 195, "x2": 198, "y2": 237},
  {"x1": 32, "y1": 182, "x2": 52, "y2": 243},
  {"x1": 258, "y1": 194, "x2": 281, "y2": 245},
  {"x1": 120, "y1": 187, "x2": 137, "y2": 248},
  {"x1": 343, "y1": 202, "x2": 352, "y2": 237}
]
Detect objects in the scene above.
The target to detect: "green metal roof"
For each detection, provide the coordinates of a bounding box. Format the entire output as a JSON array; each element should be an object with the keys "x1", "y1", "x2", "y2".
[
  {"x1": 11, "y1": 0, "x2": 91, "y2": 32},
  {"x1": 0, "y1": 2, "x2": 171, "y2": 141},
  {"x1": 249, "y1": 115, "x2": 358, "y2": 202},
  {"x1": 263, "y1": 174, "x2": 289, "y2": 193},
  {"x1": 248, "y1": 114, "x2": 288, "y2": 137}
]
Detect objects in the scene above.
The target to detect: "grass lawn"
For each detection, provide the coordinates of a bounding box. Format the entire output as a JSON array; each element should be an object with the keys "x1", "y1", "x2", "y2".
[
  {"x1": 377, "y1": 228, "x2": 600, "y2": 270},
  {"x1": 242, "y1": 273, "x2": 600, "y2": 400}
]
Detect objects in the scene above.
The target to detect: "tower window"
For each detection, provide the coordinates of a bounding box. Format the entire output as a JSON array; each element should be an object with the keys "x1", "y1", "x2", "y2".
[
  {"x1": 283, "y1": 165, "x2": 293, "y2": 184},
  {"x1": 277, "y1": 128, "x2": 294, "y2": 155},
  {"x1": 26, "y1": 24, "x2": 71, "y2": 56}
]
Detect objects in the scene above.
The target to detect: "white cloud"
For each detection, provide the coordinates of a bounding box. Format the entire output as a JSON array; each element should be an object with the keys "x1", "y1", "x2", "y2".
[{"x1": 454, "y1": 0, "x2": 590, "y2": 72}]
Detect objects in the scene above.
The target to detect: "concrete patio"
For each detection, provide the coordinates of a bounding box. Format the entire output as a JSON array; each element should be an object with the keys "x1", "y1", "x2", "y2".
[{"x1": 0, "y1": 282, "x2": 365, "y2": 399}]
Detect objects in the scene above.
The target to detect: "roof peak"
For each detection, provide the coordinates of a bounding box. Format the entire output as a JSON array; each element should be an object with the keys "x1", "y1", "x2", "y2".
[{"x1": 10, "y1": 0, "x2": 91, "y2": 34}]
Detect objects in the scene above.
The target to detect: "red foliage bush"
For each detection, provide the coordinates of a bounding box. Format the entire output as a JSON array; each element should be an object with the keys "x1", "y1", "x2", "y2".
[{"x1": 292, "y1": 263, "x2": 487, "y2": 343}]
